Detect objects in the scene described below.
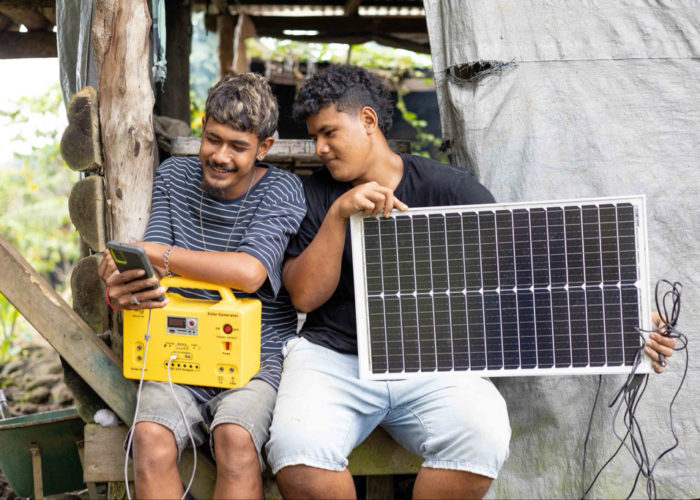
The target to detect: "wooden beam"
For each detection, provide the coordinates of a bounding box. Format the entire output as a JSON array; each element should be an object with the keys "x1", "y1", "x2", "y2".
[
  {"x1": 0, "y1": 235, "x2": 137, "y2": 424},
  {"x1": 278, "y1": 33, "x2": 429, "y2": 53},
  {"x1": 250, "y1": 16, "x2": 429, "y2": 53},
  {"x1": 170, "y1": 138, "x2": 411, "y2": 163},
  {"x1": 0, "y1": 0, "x2": 53, "y2": 7},
  {"x1": 252, "y1": 15, "x2": 426, "y2": 35},
  {"x1": 0, "y1": 12, "x2": 14, "y2": 31},
  {"x1": 0, "y1": 5, "x2": 51, "y2": 30},
  {"x1": 344, "y1": 0, "x2": 362, "y2": 16},
  {"x1": 373, "y1": 33, "x2": 430, "y2": 54},
  {"x1": 41, "y1": 6, "x2": 55, "y2": 24},
  {"x1": 0, "y1": 31, "x2": 56, "y2": 58}
]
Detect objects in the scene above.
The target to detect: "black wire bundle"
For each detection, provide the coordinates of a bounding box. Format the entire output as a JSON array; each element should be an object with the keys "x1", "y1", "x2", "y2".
[{"x1": 581, "y1": 280, "x2": 688, "y2": 500}]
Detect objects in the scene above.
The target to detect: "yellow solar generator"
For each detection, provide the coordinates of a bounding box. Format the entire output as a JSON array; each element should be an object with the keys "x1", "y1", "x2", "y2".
[{"x1": 122, "y1": 276, "x2": 261, "y2": 389}]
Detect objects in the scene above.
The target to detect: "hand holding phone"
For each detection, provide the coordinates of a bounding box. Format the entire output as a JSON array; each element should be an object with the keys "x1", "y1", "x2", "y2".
[{"x1": 106, "y1": 241, "x2": 167, "y2": 302}]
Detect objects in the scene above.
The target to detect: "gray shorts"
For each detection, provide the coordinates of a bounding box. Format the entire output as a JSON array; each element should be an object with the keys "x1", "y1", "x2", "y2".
[{"x1": 134, "y1": 378, "x2": 276, "y2": 471}]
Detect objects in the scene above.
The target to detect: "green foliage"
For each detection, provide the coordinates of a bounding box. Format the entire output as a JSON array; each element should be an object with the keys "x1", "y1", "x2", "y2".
[
  {"x1": 189, "y1": 12, "x2": 218, "y2": 136},
  {"x1": 247, "y1": 38, "x2": 351, "y2": 66},
  {"x1": 347, "y1": 42, "x2": 432, "y2": 72},
  {"x1": 0, "y1": 293, "x2": 22, "y2": 361},
  {"x1": 394, "y1": 85, "x2": 445, "y2": 160},
  {"x1": 0, "y1": 83, "x2": 79, "y2": 362}
]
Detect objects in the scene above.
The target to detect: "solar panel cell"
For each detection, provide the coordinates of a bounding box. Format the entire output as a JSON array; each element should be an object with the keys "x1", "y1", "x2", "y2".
[
  {"x1": 552, "y1": 288, "x2": 572, "y2": 367},
  {"x1": 500, "y1": 290, "x2": 520, "y2": 369},
  {"x1": 534, "y1": 289, "x2": 554, "y2": 368},
  {"x1": 400, "y1": 296, "x2": 420, "y2": 372}
]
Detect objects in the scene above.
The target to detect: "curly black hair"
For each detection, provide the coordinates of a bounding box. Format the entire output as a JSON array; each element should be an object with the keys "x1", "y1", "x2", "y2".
[{"x1": 292, "y1": 65, "x2": 394, "y2": 135}]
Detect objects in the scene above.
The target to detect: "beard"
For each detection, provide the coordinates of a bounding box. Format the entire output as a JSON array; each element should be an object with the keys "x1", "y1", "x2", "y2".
[
  {"x1": 200, "y1": 159, "x2": 239, "y2": 198},
  {"x1": 199, "y1": 178, "x2": 228, "y2": 198}
]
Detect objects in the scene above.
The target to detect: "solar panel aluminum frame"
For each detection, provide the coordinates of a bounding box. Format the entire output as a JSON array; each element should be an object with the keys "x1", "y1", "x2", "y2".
[{"x1": 351, "y1": 195, "x2": 652, "y2": 380}]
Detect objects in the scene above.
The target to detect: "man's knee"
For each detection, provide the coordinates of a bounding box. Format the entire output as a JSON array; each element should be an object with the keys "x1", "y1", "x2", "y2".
[
  {"x1": 213, "y1": 423, "x2": 259, "y2": 475},
  {"x1": 274, "y1": 465, "x2": 311, "y2": 494},
  {"x1": 275, "y1": 465, "x2": 355, "y2": 500},
  {"x1": 437, "y1": 410, "x2": 510, "y2": 471},
  {"x1": 132, "y1": 422, "x2": 178, "y2": 472}
]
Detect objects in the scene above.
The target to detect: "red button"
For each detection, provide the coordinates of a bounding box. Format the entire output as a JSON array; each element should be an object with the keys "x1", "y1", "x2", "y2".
[
  {"x1": 223, "y1": 324, "x2": 232, "y2": 334},
  {"x1": 188, "y1": 320, "x2": 195, "y2": 327}
]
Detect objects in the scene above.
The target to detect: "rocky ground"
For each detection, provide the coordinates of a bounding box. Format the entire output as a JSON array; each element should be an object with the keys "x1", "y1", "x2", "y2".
[{"x1": 0, "y1": 344, "x2": 76, "y2": 499}]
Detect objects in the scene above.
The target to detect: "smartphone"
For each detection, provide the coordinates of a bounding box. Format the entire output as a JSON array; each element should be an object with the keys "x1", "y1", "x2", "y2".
[{"x1": 106, "y1": 241, "x2": 166, "y2": 301}]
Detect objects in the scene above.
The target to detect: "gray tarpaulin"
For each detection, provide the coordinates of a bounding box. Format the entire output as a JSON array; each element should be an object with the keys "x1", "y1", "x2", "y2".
[
  {"x1": 57, "y1": 0, "x2": 97, "y2": 106},
  {"x1": 424, "y1": 0, "x2": 699, "y2": 498}
]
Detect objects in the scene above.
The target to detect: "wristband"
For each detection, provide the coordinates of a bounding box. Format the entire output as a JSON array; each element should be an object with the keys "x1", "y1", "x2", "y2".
[
  {"x1": 105, "y1": 287, "x2": 124, "y2": 311},
  {"x1": 163, "y1": 245, "x2": 175, "y2": 276}
]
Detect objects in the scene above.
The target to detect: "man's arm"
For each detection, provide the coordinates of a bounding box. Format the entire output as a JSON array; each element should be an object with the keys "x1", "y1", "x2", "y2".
[
  {"x1": 140, "y1": 242, "x2": 267, "y2": 293},
  {"x1": 284, "y1": 181, "x2": 407, "y2": 312},
  {"x1": 99, "y1": 245, "x2": 267, "y2": 310}
]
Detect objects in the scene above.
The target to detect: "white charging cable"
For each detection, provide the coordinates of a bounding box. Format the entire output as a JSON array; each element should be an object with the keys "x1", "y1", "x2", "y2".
[
  {"x1": 124, "y1": 309, "x2": 152, "y2": 500},
  {"x1": 123, "y1": 310, "x2": 197, "y2": 500}
]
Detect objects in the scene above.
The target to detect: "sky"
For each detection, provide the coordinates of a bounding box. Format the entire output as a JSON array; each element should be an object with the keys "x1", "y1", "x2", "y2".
[{"x1": 0, "y1": 57, "x2": 65, "y2": 166}]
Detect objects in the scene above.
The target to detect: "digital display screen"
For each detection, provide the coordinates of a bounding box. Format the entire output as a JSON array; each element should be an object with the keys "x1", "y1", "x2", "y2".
[{"x1": 167, "y1": 316, "x2": 186, "y2": 329}]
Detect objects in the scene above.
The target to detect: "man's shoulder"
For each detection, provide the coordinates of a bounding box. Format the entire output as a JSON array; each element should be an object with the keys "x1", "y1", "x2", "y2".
[
  {"x1": 260, "y1": 165, "x2": 304, "y2": 197},
  {"x1": 264, "y1": 164, "x2": 302, "y2": 184},
  {"x1": 302, "y1": 167, "x2": 340, "y2": 191},
  {"x1": 156, "y1": 155, "x2": 200, "y2": 178},
  {"x1": 403, "y1": 153, "x2": 474, "y2": 180},
  {"x1": 401, "y1": 154, "x2": 495, "y2": 204}
]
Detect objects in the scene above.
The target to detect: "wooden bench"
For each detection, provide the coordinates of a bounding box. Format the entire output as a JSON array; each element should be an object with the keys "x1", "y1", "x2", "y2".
[{"x1": 83, "y1": 423, "x2": 421, "y2": 499}]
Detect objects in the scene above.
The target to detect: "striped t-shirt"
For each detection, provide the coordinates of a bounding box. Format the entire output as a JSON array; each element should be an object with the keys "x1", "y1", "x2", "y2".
[{"x1": 144, "y1": 155, "x2": 305, "y2": 401}]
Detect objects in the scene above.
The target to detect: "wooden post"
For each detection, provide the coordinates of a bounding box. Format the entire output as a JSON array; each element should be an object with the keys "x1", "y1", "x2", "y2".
[
  {"x1": 232, "y1": 13, "x2": 256, "y2": 74},
  {"x1": 160, "y1": 0, "x2": 192, "y2": 124},
  {"x1": 30, "y1": 446, "x2": 43, "y2": 500},
  {"x1": 217, "y1": 13, "x2": 234, "y2": 78},
  {"x1": 92, "y1": 0, "x2": 155, "y2": 245},
  {"x1": 92, "y1": 0, "x2": 156, "y2": 354}
]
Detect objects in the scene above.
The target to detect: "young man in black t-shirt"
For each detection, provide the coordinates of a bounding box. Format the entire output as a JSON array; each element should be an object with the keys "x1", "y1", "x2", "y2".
[{"x1": 265, "y1": 65, "x2": 676, "y2": 499}]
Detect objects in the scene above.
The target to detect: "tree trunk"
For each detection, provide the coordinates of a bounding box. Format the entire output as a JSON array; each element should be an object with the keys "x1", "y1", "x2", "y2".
[{"x1": 92, "y1": 0, "x2": 155, "y2": 245}]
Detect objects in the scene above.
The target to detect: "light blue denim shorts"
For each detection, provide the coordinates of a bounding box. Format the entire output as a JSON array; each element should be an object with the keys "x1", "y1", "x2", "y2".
[
  {"x1": 134, "y1": 378, "x2": 276, "y2": 470},
  {"x1": 266, "y1": 338, "x2": 511, "y2": 479}
]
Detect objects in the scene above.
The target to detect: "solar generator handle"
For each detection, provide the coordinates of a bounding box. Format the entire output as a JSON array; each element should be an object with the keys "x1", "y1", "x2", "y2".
[{"x1": 160, "y1": 276, "x2": 239, "y2": 303}]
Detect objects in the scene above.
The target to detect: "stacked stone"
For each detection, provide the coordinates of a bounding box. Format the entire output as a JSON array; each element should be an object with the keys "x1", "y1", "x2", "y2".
[{"x1": 0, "y1": 345, "x2": 74, "y2": 417}]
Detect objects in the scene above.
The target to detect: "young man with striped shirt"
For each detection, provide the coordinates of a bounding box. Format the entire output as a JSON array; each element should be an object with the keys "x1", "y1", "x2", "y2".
[{"x1": 100, "y1": 73, "x2": 305, "y2": 499}]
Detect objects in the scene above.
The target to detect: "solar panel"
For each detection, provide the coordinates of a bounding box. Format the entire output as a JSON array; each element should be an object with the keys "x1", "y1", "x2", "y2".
[{"x1": 350, "y1": 196, "x2": 651, "y2": 379}]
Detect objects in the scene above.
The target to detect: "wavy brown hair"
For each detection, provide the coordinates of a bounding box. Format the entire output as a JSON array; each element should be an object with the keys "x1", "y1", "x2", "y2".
[{"x1": 205, "y1": 72, "x2": 279, "y2": 140}]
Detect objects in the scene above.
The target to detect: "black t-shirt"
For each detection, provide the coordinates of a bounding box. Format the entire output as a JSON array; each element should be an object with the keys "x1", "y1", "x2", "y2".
[{"x1": 286, "y1": 153, "x2": 496, "y2": 354}]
